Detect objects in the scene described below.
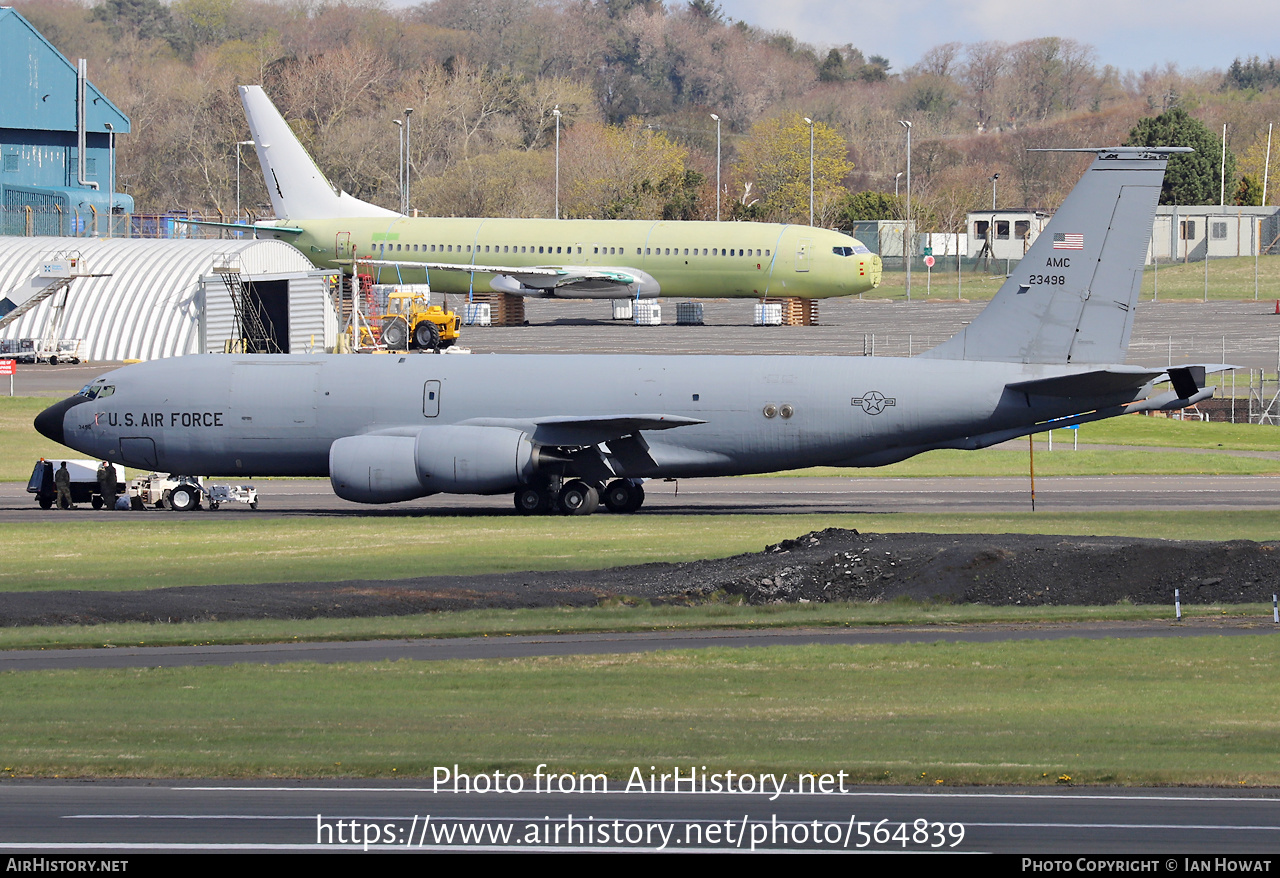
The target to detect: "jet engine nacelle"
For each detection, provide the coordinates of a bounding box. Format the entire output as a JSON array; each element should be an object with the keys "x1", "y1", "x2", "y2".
[{"x1": 330, "y1": 426, "x2": 536, "y2": 503}]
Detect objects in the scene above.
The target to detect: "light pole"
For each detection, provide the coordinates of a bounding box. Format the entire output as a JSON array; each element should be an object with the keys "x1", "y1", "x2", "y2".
[
  {"x1": 393, "y1": 119, "x2": 404, "y2": 214},
  {"x1": 710, "y1": 113, "x2": 721, "y2": 221},
  {"x1": 553, "y1": 106, "x2": 561, "y2": 220},
  {"x1": 989, "y1": 172, "x2": 1000, "y2": 210},
  {"x1": 403, "y1": 108, "x2": 413, "y2": 214},
  {"x1": 899, "y1": 120, "x2": 912, "y2": 301},
  {"x1": 235, "y1": 139, "x2": 254, "y2": 224},
  {"x1": 804, "y1": 117, "x2": 814, "y2": 226}
]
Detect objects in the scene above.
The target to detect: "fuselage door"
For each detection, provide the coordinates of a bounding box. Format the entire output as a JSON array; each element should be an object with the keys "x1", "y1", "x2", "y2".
[
  {"x1": 335, "y1": 232, "x2": 352, "y2": 261},
  {"x1": 424, "y1": 380, "x2": 441, "y2": 417},
  {"x1": 795, "y1": 238, "x2": 811, "y2": 272},
  {"x1": 120, "y1": 437, "x2": 158, "y2": 469}
]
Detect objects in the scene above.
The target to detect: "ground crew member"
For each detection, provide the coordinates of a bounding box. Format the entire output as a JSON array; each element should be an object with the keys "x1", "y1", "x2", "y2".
[
  {"x1": 97, "y1": 460, "x2": 118, "y2": 510},
  {"x1": 54, "y1": 461, "x2": 72, "y2": 509}
]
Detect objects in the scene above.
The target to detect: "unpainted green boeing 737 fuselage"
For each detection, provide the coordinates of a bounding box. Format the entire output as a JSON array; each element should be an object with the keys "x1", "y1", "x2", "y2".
[{"x1": 259, "y1": 216, "x2": 883, "y2": 299}]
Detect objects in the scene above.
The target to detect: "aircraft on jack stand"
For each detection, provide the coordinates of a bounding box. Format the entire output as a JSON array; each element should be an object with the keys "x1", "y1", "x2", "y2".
[
  {"x1": 38, "y1": 147, "x2": 1225, "y2": 516},
  {"x1": 220, "y1": 85, "x2": 881, "y2": 302}
]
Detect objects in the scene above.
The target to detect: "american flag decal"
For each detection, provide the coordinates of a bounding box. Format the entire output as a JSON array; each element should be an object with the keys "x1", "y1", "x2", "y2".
[{"x1": 1054, "y1": 233, "x2": 1084, "y2": 250}]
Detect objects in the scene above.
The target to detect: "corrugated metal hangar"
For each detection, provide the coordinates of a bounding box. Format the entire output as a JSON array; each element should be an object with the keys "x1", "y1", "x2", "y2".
[{"x1": 0, "y1": 237, "x2": 340, "y2": 361}]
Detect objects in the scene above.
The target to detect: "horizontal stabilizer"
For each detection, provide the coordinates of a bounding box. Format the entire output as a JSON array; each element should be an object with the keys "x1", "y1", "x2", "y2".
[
  {"x1": 1007, "y1": 367, "x2": 1164, "y2": 398},
  {"x1": 177, "y1": 218, "x2": 305, "y2": 235}
]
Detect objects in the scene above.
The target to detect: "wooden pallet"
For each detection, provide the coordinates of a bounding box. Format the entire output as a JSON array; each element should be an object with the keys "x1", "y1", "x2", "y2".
[
  {"x1": 761, "y1": 297, "x2": 818, "y2": 326},
  {"x1": 467, "y1": 293, "x2": 526, "y2": 326}
]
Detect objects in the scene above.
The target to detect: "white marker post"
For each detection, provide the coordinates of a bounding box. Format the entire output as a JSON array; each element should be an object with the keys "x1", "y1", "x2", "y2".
[
  {"x1": 1273, "y1": 594, "x2": 1277, "y2": 625},
  {"x1": 0, "y1": 359, "x2": 14, "y2": 396},
  {"x1": 1175, "y1": 588, "x2": 1182, "y2": 622}
]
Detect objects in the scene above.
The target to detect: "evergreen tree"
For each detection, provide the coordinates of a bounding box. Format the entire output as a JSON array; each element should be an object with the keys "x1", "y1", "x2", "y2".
[
  {"x1": 1125, "y1": 108, "x2": 1236, "y2": 205},
  {"x1": 1235, "y1": 174, "x2": 1263, "y2": 207},
  {"x1": 835, "y1": 190, "x2": 903, "y2": 223}
]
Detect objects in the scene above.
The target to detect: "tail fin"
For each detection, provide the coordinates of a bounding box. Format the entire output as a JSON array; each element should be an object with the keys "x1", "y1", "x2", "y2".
[
  {"x1": 239, "y1": 85, "x2": 399, "y2": 221},
  {"x1": 922, "y1": 147, "x2": 1189, "y2": 365}
]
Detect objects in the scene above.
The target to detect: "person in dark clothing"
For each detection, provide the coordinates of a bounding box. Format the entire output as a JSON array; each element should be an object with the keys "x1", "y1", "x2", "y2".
[
  {"x1": 54, "y1": 461, "x2": 73, "y2": 509},
  {"x1": 97, "y1": 461, "x2": 118, "y2": 510}
]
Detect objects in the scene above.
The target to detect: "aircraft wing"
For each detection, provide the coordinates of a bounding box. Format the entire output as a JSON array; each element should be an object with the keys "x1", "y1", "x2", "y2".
[
  {"x1": 459, "y1": 413, "x2": 705, "y2": 446},
  {"x1": 174, "y1": 218, "x2": 306, "y2": 236},
  {"x1": 356, "y1": 259, "x2": 659, "y2": 298}
]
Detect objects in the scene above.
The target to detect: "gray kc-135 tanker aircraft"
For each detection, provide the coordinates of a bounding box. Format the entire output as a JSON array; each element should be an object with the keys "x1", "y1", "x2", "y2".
[{"x1": 37, "y1": 147, "x2": 1222, "y2": 515}]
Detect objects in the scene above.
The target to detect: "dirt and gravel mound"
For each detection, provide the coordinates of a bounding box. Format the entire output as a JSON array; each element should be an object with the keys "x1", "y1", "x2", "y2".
[{"x1": 2, "y1": 529, "x2": 1278, "y2": 626}]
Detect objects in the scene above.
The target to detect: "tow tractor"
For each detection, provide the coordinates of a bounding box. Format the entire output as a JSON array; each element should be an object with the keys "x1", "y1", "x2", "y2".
[{"x1": 129, "y1": 472, "x2": 258, "y2": 511}]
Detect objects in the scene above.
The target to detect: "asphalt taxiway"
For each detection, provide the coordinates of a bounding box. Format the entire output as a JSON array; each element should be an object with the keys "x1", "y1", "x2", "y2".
[
  {"x1": 2, "y1": 781, "x2": 1278, "y2": 853},
  {"x1": 3, "y1": 473, "x2": 1278, "y2": 522}
]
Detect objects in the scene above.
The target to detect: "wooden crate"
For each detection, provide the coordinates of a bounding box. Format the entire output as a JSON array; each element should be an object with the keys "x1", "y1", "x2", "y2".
[
  {"x1": 467, "y1": 293, "x2": 526, "y2": 326},
  {"x1": 761, "y1": 297, "x2": 818, "y2": 326}
]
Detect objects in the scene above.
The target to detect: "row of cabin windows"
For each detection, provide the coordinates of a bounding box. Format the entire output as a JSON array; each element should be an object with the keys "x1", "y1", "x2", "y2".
[
  {"x1": 973, "y1": 220, "x2": 1032, "y2": 240},
  {"x1": 376, "y1": 242, "x2": 771, "y2": 258},
  {"x1": 1177, "y1": 221, "x2": 1231, "y2": 241}
]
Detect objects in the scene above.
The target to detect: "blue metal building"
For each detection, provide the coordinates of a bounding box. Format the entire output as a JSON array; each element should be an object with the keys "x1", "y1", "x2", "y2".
[{"x1": 0, "y1": 7, "x2": 132, "y2": 237}]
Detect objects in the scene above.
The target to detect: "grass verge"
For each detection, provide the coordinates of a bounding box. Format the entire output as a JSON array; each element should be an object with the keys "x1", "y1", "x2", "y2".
[
  {"x1": 771, "y1": 449, "x2": 1280, "y2": 478},
  {"x1": 5, "y1": 635, "x2": 1278, "y2": 783},
  {"x1": 870, "y1": 254, "x2": 1280, "y2": 302},
  {"x1": 2, "y1": 601, "x2": 1272, "y2": 652},
  {"x1": 4, "y1": 510, "x2": 1280, "y2": 593}
]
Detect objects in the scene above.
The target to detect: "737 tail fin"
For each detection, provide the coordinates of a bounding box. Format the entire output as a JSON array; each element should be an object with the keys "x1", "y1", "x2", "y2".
[
  {"x1": 922, "y1": 147, "x2": 1190, "y2": 365},
  {"x1": 239, "y1": 85, "x2": 399, "y2": 221}
]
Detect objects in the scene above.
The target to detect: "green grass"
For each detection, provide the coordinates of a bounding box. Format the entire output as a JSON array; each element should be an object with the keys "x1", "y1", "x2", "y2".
[
  {"x1": 869, "y1": 268, "x2": 1005, "y2": 301},
  {"x1": 1140, "y1": 254, "x2": 1280, "y2": 301},
  {"x1": 1070, "y1": 413, "x2": 1280, "y2": 450},
  {"x1": 0, "y1": 397, "x2": 82, "y2": 482},
  {"x1": 5, "y1": 636, "x2": 1278, "y2": 783},
  {"x1": 871, "y1": 254, "x2": 1280, "y2": 302},
  {"x1": 776, "y1": 448, "x2": 1280, "y2": 478},
  {"x1": 4, "y1": 510, "x2": 1279, "y2": 594},
  {"x1": 3, "y1": 600, "x2": 1270, "y2": 652}
]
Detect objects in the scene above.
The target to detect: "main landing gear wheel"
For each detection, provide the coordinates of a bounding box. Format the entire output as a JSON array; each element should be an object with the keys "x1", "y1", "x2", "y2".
[
  {"x1": 514, "y1": 486, "x2": 551, "y2": 515},
  {"x1": 414, "y1": 321, "x2": 441, "y2": 350},
  {"x1": 603, "y1": 479, "x2": 645, "y2": 513},
  {"x1": 558, "y1": 480, "x2": 599, "y2": 516},
  {"x1": 168, "y1": 484, "x2": 200, "y2": 512}
]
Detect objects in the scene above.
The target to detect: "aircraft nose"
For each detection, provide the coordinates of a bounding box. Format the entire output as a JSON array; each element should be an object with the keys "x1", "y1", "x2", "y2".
[
  {"x1": 34, "y1": 395, "x2": 87, "y2": 446},
  {"x1": 861, "y1": 254, "x2": 883, "y2": 288}
]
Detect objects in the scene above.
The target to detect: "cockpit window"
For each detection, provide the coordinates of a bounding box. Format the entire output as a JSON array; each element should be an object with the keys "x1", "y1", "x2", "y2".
[
  {"x1": 833, "y1": 244, "x2": 871, "y2": 256},
  {"x1": 78, "y1": 383, "x2": 114, "y2": 400}
]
